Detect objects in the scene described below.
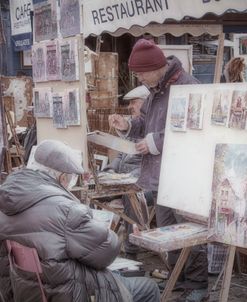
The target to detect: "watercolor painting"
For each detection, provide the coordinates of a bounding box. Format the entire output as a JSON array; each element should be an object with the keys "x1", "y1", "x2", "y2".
[
  {"x1": 46, "y1": 41, "x2": 60, "y2": 81},
  {"x1": 92, "y1": 209, "x2": 114, "y2": 229},
  {"x1": 64, "y1": 89, "x2": 80, "y2": 126},
  {"x1": 170, "y1": 97, "x2": 188, "y2": 132},
  {"x1": 33, "y1": 88, "x2": 52, "y2": 118},
  {"x1": 34, "y1": 0, "x2": 57, "y2": 42},
  {"x1": 60, "y1": 0, "x2": 80, "y2": 37},
  {"x1": 60, "y1": 39, "x2": 79, "y2": 81},
  {"x1": 32, "y1": 44, "x2": 46, "y2": 82},
  {"x1": 187, "y1": 93, "x2": 203, "y2": 129},
  {"x1": 52, "y1": 94, "x2": 67, "y2": 128},
  {"x1": 208, "y1": 144, "x2": 247, "y2": 248},
  {"x1": 141, "y1": 223, "x2": 206, "y2": 242},
  {"x1": 228, "y1": 90, "x2": 247, "y2": 129},
  {"x1": 211, "y1": 90, "x2": 232, "y2": 126}
]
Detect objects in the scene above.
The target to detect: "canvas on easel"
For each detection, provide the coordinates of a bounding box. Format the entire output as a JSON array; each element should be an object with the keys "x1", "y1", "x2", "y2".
[{"x1": 208, "y1": 144, "x2": 247, "y2": 248}]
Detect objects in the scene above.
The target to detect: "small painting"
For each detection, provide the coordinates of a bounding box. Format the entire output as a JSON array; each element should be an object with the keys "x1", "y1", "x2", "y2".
[
  {"x1": 211, "y1": 90, "x2": 231, "y2": 126},
  {"x1": 33, "y1": 88, "x2": 52, "y2": 118},
  {"x1": 228, "y1": 90, "x2": 247, "y2": 130},
  {"x1": 208, "y1": 144, "x2": 247, "y2": 248},
  {"x1": 60, "y1": 0, "x2": 80, "y2": 37},
  {"x1": 64, "y1": 89, "x2": 80, "y2": 125},
  {"x1": 52, "y1": 94, "x2": 67, "y2": 128},
  {"x1": 34, "y1": 0, "x2": 57, "y2": 42},
  {"x1": 187, "y1": 93, "x2": 203, "y2": 129},
  {"x1": 170, "y1": 97, "x2": 188, "y2": 132},
  {"x1": 60, "y1": 39, "x2": 79, "y2": 81},
  {"x1": 32, "y1": 44, "x2": 46, "y2": 82},
  {"x1": 46, "y1": 41, "x2": 60, "y2": 81}
]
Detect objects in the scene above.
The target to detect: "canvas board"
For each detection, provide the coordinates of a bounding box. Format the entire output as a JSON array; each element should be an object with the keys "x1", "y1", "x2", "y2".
[
  {"x1": 157, "y1": 83, "x2": 247, "y2": 219},
  {"x1": 158, "y1": 45, "x2": 193, "y2": 74},
  {"x1": 208, "y1": 144, "x2": 247, "y2": 248}
]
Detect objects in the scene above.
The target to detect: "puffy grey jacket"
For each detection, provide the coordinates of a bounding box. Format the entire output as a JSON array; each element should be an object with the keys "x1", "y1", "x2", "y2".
[
  {"x1": 127, "y1": 56, "x2": 200, "y2": 191},
  {"x1": 0, "y1": 168, "x2": 123, "y2": 302}
]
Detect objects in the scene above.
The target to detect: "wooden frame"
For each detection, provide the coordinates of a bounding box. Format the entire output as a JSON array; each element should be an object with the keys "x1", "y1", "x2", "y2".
[{"x1": 158, "y1": 44, "x2": 193, "y2": 75}]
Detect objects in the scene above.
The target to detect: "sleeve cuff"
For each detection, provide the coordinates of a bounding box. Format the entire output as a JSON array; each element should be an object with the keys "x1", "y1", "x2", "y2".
[{"x1": 146, "y1": 133, "x2": 160, "y2": 155}]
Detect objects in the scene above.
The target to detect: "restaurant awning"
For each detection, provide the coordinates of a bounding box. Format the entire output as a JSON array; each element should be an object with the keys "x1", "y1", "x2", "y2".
[{"x1": 83, "y1": 0, "x2": 247, "y2": 37}]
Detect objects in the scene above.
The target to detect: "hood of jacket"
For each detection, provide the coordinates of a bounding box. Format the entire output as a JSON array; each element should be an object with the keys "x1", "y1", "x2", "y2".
[{"x1": 0, "y1": 168, "x2": 71, "y2": 216}]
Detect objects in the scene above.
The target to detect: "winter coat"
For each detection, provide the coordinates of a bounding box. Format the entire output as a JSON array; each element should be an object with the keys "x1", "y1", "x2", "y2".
[
  {"x1": 0, "y1": 168, "x2": 125, "y2": 302},
  {"x1": 126, "y1": 56, "x2": 200, "y2": 191}
]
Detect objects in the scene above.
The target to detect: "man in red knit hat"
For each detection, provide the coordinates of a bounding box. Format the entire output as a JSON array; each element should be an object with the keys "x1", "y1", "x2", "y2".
[{"x1": 109, "y1": 39, "x2": 209, "y2": 302}]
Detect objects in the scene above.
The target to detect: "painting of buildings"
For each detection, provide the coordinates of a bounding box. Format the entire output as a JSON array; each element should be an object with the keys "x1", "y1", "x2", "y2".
[
  {"x1": 46, "y1": 41, "x2": 60, "y2": 81},
  {"x1": 228, "y1": 90, "x2": 247, "y2": 129},
  {"x1": 208, "y1": 144, "x2": 247, "y2": 248},
  {"x1": 170, "y1": 97, "x2": 188, "y2": 131},
  {"x1": 187, "y1": 93, "x2": 203, "y2": 129},
  {"x1": 33, "y1": 88, "x2": 52, "y2": 118},
  {"x1": 60, "y1": 0, "x2": 80, "y2": 37},
  {"x1": 52, "y1": 94, "x2": 67, "y2": 128},
  {"x1": 34, "y1": 0, "x2": 57, "y2": 42},
  {"x1": 60, "y1": 39, "x2": 79, "y2": 81},
  {"x1": 32, "y1": 44, "x2": 46, "y2": 82},
  {"x1": 211, "y1": 90, "x2": 231, "y2": 126},
  {"x1": 64, "y1": 89, "x2": 80, "y2": 126}
]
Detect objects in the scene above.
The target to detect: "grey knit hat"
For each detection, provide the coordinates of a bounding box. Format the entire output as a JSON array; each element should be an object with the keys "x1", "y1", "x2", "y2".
[{"x1": 34, "y1": 139, "x2": 84, "y2": 174}]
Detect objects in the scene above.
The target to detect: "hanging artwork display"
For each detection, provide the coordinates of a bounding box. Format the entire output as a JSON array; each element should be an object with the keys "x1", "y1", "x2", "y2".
[
  {"x1": 34, "y1": 0, "x2": 58, "y2": 42},
  {"x1": 60, "y1": 39, "x2": 79, "y2": 81},
  {"x1": 208, "y1": 144, "x2": 247, "y2": 248},
  {"x1": 33, "y1": 88, "x2": 53, "y2": 118},
  {"x1": 52, "y1": 94, "x2": 67, "y2": 128},
  {"x1": 211, "y1": 90, "x2": 231, "y2": 127},
  {"x1": 32, "y1": 43, "x2": 46, "y2": 82},
  {"x1": 46, "y1": 41, "x2": 60, "y2": 81},
  {"x1": 64, "y1": 89, "x2": 80, "y2": 125},
  {"x1": 158, "y1": 83, "x2": 247, "y2": 218},
  {"x1": 60, "y1": 0, "x2": 80, "y2": 37}
]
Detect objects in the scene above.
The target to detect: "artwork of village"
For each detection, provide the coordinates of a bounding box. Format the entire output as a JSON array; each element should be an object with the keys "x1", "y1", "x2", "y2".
[{"x1": 208, "y1": 144, "x2": 247, "y2": 248}]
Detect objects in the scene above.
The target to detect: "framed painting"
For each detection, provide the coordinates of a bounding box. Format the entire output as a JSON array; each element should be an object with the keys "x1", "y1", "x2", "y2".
[
  {"x1": 233, "y1": 34, "x2": 247, "y2": 81},
  {"x1": 158, "y1": 44, "x2": 193, "y2": 74}
]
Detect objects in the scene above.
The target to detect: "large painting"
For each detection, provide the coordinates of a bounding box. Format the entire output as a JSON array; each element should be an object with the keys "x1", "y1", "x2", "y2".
[{"x1": 208, "y1": 144, "x2": 247, "y2": 248}]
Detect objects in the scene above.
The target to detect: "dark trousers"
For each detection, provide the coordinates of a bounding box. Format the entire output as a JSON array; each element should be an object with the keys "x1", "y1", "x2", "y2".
[{"x1": 153, "y1": 191, "x2": 208, "y2": 289}]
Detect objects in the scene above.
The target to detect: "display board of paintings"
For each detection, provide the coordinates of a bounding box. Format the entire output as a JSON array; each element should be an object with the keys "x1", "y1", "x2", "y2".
[{"x1": 158, "y1": 83, "x2": 247, "y2": 219}]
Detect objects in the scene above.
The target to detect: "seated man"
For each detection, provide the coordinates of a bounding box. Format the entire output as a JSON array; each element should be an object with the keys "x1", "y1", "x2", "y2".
[
  {"x1": 0, "y1": 139, "x2": 160, "y2": 302},
  {"x1": 104, "y1": 86, "x2": 153, "y2": 255}
]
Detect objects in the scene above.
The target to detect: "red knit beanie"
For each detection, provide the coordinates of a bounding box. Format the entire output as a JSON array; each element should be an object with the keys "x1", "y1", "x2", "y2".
[{"x1": 128, "y1": 39, "x2": 167, "y2": 72}]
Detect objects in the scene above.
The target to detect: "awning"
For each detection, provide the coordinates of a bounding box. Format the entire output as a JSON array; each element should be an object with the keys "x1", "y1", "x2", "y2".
[{"x1": 83, "y1": 0, "x2": 247, "y2": 37}]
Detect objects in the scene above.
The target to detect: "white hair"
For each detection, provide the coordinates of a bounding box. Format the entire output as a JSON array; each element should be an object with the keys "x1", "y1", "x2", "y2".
[{"x1": 28, "y1": 159, "x2": 62, "y2": 180}]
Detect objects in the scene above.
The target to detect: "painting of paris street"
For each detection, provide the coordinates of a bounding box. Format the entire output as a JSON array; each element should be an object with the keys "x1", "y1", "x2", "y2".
[
  {"x1": 211, "y1": 90, "x2": 231, "y2": 126},
  {"x1": 32, "y1": 44, "x2": 46, "y2": 82},
  {"x1": 64, "y1": 89, "x2": 80, "y2": 126},
  {"x1": 34, "y1": 0, "x2": 57, "y2": 42},
  {"x1": 228, "y1": 90, "x2": 247, "y2": 130},
  {"x1": 52, "y1": 94, "x2": 67, "y2": 129},
  {"x1": 46, "y1": 41, "x2": 60, "y2": 81},
  {"x1": 60, "y1": 39, "x2": 79, "y2": 81},
  {"x1": 187, "y1": 93, "x2": 203, "y2": 129},
  {"x1": 60, "y1": 0, "x2": 80, "y2": 37},
  {"x1": 208, "y1": 144, "x2": 247, "y2": 248},
  {"x1": 33, "y1": 88, "x2": 52, "y2": 118},
  {"x1": 170, "y1": 96, "x2": 188, "y2": 132}
]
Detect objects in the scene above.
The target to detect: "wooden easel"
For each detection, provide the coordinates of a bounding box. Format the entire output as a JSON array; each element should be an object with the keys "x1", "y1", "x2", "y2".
[{"x1": 86, "y1": 142, "x2": 149, "y2": 231}]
